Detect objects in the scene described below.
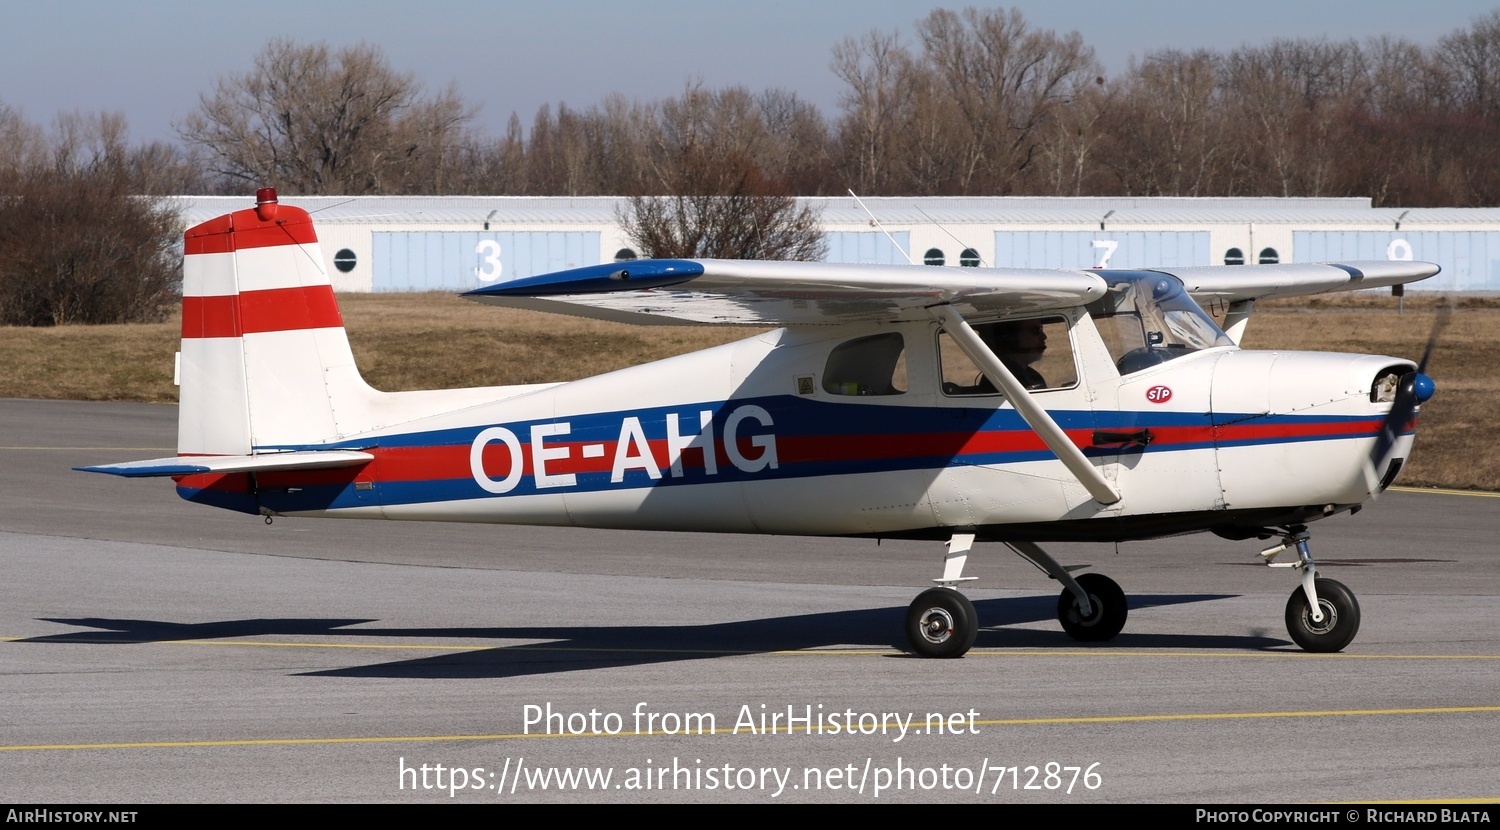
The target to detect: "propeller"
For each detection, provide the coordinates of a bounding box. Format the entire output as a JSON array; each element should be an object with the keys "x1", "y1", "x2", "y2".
[{"x1": 1365, "y1": 304, "x2": 1451, "y2": 493}]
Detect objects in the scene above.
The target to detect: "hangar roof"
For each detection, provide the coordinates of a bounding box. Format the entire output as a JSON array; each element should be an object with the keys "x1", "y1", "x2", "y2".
[{"x1": 165, "y1": 195, "x2": 1500, "y2": 229}]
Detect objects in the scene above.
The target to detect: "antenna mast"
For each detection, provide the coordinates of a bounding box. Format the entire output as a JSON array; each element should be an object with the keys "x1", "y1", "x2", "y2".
[{"x1": 847, "y1": 189, "x2": 913, "y2": 265}]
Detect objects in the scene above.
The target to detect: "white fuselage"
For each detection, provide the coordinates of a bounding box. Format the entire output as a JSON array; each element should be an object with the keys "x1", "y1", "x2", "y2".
[{"x1": 191, "y1": 310, "x2": 1413, "y2": 543}]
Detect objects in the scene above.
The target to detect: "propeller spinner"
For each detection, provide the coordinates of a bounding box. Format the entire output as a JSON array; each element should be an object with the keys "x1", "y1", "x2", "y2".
[{"x1": 1366, "y1": 305, "x2": 1450, "y2": 491}]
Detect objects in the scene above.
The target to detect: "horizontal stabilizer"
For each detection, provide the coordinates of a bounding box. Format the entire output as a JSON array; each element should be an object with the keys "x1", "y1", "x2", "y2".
[{"x1": 76, "y1": 450, "x2": 373, "y2": 478}]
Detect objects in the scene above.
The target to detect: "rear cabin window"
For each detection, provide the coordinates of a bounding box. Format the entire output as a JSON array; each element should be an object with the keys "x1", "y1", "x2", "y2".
[{"x1": 823, "y1": 333, "x2": 907, "y2": 396}]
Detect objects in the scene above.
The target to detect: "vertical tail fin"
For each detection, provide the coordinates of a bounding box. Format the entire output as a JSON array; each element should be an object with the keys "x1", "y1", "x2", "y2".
[{"x1": 179, "y1": 188, "x2": 375, "y2": 455}]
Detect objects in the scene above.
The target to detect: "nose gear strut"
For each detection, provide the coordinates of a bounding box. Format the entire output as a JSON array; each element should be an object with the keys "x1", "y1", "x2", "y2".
[{"x1": 1261, "y1": 526, "x2": 1360, "y2": 652}]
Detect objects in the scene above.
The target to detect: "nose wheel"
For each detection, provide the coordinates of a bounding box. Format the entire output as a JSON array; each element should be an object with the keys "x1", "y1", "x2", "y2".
[
  {"x1": 1285, "y1": 578, "x2": 1360, "y2": 652},
  {"x1": 1262, "y1": 527, "x2": 1361, "y2": 652}
]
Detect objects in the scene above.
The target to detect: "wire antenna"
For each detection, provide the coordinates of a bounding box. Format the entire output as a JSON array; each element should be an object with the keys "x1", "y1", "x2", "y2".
[
  {"x1": 306, "y1": 199, "x2": 425, "y2": 222},
  {"x1": 306, "y1": 199, "x2": 358, "y2": 215},
  {"x1": 847, "y1": 189, "x2": 913, "y2": 265},
  {"x1": 915, "y1": 205, "x2": 986, "y2": 267}
]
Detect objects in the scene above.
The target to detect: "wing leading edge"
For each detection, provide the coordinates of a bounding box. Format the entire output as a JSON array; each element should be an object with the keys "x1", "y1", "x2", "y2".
[
  {"x1": 465, "y1": 258, "x2": 1439, "y2": 327},
  {"x1": 466, "y1": 259, "x2": 1109, "y2": 326},
  {"x1": 1158, "y1": 260, "x2": 1440, "y2": 303}
]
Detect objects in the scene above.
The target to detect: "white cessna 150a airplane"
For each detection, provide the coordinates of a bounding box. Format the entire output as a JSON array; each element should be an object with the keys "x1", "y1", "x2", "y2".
[{"x1": 82, "y1": 190, "x2": 1440, "y2": 658}]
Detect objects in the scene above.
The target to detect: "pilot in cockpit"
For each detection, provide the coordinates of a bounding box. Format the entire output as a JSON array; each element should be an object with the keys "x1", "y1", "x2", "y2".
[
  {"x1": 984, "y1": 319, "x2": 1048, "y2": 390},
  {"x1": 954, "y1": 319, "x2": 1048, "y2": 393}
]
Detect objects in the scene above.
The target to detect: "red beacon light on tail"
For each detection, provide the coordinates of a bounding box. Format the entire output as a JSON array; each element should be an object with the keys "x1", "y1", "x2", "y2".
[{"x1": 255, "y1": 188, "x2": 279, "y2": 222}]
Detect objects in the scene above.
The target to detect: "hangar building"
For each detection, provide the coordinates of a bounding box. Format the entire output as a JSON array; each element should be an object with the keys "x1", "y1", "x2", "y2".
[{"x1": 170, "y1": 195, "x2": 1500, "y2": 293}]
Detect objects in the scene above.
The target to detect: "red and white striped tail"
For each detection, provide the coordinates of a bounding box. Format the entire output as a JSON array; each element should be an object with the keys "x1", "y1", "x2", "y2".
[{"x1": 178, "y1": 188, "x2": 378, "y2": 455}]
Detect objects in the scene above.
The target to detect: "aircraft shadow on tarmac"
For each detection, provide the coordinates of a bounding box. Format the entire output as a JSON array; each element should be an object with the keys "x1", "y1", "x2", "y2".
[
  {"x1": 24, "y1": 618, "x2": 378, "y2": 644},
  {"x1": 23, "y1": 593, "x2": 1286, "y2": 679}
]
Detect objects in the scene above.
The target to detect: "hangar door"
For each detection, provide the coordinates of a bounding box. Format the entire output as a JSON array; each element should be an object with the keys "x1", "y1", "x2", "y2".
[
  {"x1": 994, "y1": 231, "x2": 1209, "y2": 270},
  {"x1": 1294, "y1": 230, "x2": 1500, "y2": 292},
  {"x1": 824, "y1": 231, "x2": 912, "y2": 265},
  {"x1": 372, "y1": 231, "x2": 600, "y2": 292}
]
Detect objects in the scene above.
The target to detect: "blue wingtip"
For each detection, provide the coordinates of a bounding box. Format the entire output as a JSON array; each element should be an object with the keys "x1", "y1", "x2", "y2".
[{"x1": 465, "y1": 259, "x2": 704, "y2": 297}]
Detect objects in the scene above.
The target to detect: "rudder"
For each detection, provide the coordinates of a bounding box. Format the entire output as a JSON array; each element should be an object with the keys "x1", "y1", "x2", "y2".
[{"x1": 178, "y1": 188, "x2": 376, "y2": 455}]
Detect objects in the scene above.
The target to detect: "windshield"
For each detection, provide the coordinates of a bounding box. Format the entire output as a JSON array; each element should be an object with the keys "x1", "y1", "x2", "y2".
[{"x1": 1085, "y1": 271, "x2": 1234, "y2": 375}]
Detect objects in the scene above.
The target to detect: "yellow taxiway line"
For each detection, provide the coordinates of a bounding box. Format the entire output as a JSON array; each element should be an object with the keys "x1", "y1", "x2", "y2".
[{"x1": 1389, "y1": 485, "x2": 1500, "y2": 498}]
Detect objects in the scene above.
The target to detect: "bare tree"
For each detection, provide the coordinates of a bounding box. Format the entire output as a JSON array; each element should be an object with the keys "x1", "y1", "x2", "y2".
[
  {"x1": 832, "y1": 30, "x2": 919, "y2": 193},
  {"x1": 619, "y1": 149, "x2": 825, "y2": 261},
  {"x1": 1220, "y1": 39, "x2": 1368, "y2": 197},
  {"x1": 0, "y1": 101, "x2": 47, "y2": 177},
  {"x1": 1439, "y1": 10, "x2": 1500, "y2": 120},
  {"x1": 1100, "y1": 50, "x2": 1231, "y2": 196},
  {"x1": 1337, "y1": 37, "x2": 1450, "y2": 205},
  {"x1": 1028, "y1": 69, "x2": 1109, "y2": 196},
  {"x1": 0, "y1": 110, "x2": 179, "y2": 326},
  {"x1": 159, "y1": 21, "x2": 1500, "y2": 206},
  {"x1": 587, "y1": 93, "x2": 658, "y2": 195},
  {"x1": 178, "y1": 38, "x2": 472, "y2": 194},
  {"x1": 914, "y1": 7, "x2": 1100, "y2": 193},
  {"x1": 754, "y1": 89, "x2": 835, "y2": 194},
  {"x1": 651, "y1": 83, "x2": 776, "y2": 190}
]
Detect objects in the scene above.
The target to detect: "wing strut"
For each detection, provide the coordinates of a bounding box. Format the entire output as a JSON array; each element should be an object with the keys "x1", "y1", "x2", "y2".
[{"x1": 928, "y1": 304, "x2": 1122, "y2": 506}]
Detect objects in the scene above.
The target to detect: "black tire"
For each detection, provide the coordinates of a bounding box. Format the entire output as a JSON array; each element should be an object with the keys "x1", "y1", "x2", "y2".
[
  {"x1": 1057, "y1": 573, "x2": 1128, "y2": 642},
  {"x1": 1285, "y1": 578, "x2": 1360, "y2": 652},
  {"x1": 905, "y1": 588, "x2": 978, "y2": 658}
]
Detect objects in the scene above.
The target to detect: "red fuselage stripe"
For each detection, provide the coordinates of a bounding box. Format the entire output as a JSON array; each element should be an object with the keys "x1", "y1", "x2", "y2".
[{"x1": 303, "y1": 419, "x2": 1390, "y2": 486}]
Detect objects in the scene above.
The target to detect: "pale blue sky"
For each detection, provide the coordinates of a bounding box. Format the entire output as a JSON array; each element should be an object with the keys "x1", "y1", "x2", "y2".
[{"x1": 2, "y1": 0, "x2": 1493, "y2": 143}]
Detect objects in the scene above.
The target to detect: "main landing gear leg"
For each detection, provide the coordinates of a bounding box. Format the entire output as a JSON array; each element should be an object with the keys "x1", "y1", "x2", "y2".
[
  {"x1": 905, "y1": 533, "x2": 978, "y2": 658},
  {"x1": 1261, "y1": 527, "x2": 1360, "y2": 652},
  {"x1": 1006, "y1": 541, "x2": 1128, "y2": 642}
]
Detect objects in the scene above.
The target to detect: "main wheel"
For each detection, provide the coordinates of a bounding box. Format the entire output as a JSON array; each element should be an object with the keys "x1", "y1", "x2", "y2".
[
  {"x1": 1285, "y1": 578, "x2": 1360, "y2": 652},
  {"x1": 1057, "y1": 573, "x2": 1128, "y2": 642},
  {"x1": 905, "y1": 588, "x2": 978, "y2": 658}
]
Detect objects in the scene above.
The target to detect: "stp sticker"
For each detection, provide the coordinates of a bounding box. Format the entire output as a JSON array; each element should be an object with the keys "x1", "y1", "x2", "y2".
[{"x1": 1146, "y1": 385, "x2": 1173, "y2": 404}]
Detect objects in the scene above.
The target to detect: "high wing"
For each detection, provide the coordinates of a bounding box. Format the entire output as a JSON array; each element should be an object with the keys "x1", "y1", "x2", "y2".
[
  {"x1": 1154, "y1": 260, "x2": 1441, "y2": 304},
  {"x1": 465, "y1": 258, "x2": 1439, "y2": 326},
  {"x1": 1152, "y1": 259, "x2": 1439, "y2": 343},
  {"x1": 465, "y1": 259, "x2": 1109, "y2": 325}
]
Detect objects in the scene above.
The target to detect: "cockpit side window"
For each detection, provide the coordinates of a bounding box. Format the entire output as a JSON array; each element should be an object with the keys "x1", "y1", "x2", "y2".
[
  {"x1": 1086, "y1": 273, "x2": 1234, "y2": 375},
  {"x1": 823, "y1": 332, "x2": 907, "y2": 396},
  {"x1": 939, "y1": 316, "x2": 1077, "y2": 396}
]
